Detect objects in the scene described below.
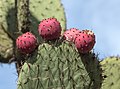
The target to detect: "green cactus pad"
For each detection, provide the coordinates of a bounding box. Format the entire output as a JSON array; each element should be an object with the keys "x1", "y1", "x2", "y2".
[
  {"x1": 100, "y1": 57, "x2": 120, "y2": 89},
  {"x1": 0, "y1": 0, "x2": 17, "y2": 38},
  {"x1": 17, "y1": 41, "x2": 101, "y2": 89},
  {"x1": 0, "y1": 0, "x2": 16, "y2": 63},
  {"x1": 0, "y1": 25, "x2": 13, "y2": 63}
]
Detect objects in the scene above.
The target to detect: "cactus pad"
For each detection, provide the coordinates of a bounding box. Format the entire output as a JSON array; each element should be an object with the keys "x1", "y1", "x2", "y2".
[
  {"x1": 0, "y1": 0, "x2": 17, "y2": 38},
  {"x1": 17, "y1": 41, "x2": 101, "y2": 89},
  {"x1": 0, "y1": 25, "x2": 13, "y2": 63},
  {"x1": 0, "y1": 0, "x2": 16, "y2": 62},
  {"x1": 100, "y1": 57, "x2": 120, "y2": 89}
]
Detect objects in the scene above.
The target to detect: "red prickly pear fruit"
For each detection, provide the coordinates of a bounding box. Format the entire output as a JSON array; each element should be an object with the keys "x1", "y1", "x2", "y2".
[
  {"x1": 38, "y1": 18, "x2": 62, "y2": 41},
  {"x1": 74, "y1": 30, "x2": 95, "y2": 53},
  {"x1": 63, "y1": 28, "x2": 81, "y2": 43},
  {"x1": 16, "y1": 32, "x2": 37, "y2": 54}
]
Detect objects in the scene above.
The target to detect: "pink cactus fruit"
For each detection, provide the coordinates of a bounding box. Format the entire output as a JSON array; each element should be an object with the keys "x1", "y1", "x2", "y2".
[
  {"x1": 63, "y1": 28, "x2": 81, "y2": 43},
  {"x1": 74, "y1": 30, "x2": 95, "y2": 53},
  {"x1": 16, "y1": 32, "x2": 37, "y2": 54},
  {"x1": 38, "y1": 18, "x2": 62, "y2": 40}
]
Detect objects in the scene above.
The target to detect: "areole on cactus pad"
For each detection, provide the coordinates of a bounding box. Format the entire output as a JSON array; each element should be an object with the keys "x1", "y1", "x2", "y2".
[
  {"x1": 16, "y1": 32, "x2": 37, "y2": 54},
  {"x1": 38, "y1": 18, "x2": 62, "y2": 41}
]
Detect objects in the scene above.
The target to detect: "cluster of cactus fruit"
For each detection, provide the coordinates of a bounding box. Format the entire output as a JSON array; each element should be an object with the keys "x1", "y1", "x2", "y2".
[
  {"x1": 16, "y1": 18, "x2": 95, "y2": 54},
  {"x1": 0, "y1": 0, "x2": 120, "y2": 89}
]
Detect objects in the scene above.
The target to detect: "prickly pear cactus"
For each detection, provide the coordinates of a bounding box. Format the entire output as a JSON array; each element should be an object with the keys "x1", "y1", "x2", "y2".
[
  {"x1": 15, "y1": 0, "x2": 102, "y2": 88},
  {"x1": 100, "y1": 57, "x2": 120, "y2": 89},
  {"x1": 17, "y1": 41, "x2": 101, "y2": 89},
  {"x1": 2, "y1": 0, "x2": 120, "y2": 88}
]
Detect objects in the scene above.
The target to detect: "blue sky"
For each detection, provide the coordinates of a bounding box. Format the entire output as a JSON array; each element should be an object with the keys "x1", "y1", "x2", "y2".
[{"x1": 0, "y1": 0, "x2": 120, "y2": 89}]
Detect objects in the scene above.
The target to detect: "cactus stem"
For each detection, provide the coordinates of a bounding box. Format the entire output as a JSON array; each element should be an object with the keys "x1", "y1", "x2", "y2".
[{"x1": 17, "y1": 0, "x2": 30, "y2": 33}]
